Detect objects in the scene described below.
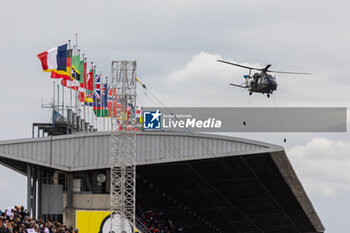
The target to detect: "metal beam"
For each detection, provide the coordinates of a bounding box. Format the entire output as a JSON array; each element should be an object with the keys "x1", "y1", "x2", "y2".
[
  {"x1": 67, "y1": 173, "x2": 73, "y2": 208},
  {"x1": 32, "y1": 166, "x2": 37, "y2": 218},
  {"x1": 110, "y1": 61, "x2": 137, "y2": 232},
  {"x1": 27, "y1": 164, "x2": 32, "y2": 216},
  {"x1": 38, "y1": 168, "x2": 42, "y2": 217}
]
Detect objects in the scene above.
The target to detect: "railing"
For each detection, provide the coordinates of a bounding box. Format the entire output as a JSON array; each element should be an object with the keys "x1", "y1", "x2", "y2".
[{"x1": 135, "y1": 217, "x2": 153, "y2": 233}]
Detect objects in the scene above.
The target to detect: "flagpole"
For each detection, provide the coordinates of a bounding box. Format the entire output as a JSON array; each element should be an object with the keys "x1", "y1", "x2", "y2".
[
  {"x1": 71, "y1": 44, "x2": 75, "y2": 115},
  {"x1": 65, "y1": 40, "x2": 70, "y2": 120},
  {"x1": 92, "y1": 64, "x2": 95, "y2": 128},
  {"x1": 103, "y1": 77, "x2": 105, "y2": 131},
  {"x1": 103, "y1": 77, "x2": 108, "y2": 131},
  {"x1": 89, "y1": 62, "x2": 93, "y2": 127},
  {"x1": 74, "y1": 33, "x2": 79, "y2": 117},
  {"x1": 57, "y1": 84, "x2": 60, "y2": 117},
  {"x1": 53, "y1": 81, "x2": 56, "y2": 124},
  {"x1": 94, "y1": 89, "x2": 98, "y2": 130},
  {"x1": 100, "y1": 74, "x2": 103, "y2": 131},
  {"x1": 62, "y1": 78, "x2": 64, "y2": 119},
  {"x1": 93, "y1": 70, "x2": 96, "y2": 130},
  {"x1": 75, "y1": 33, "x2": 79, "y2": 51},
  {"x1": 84, "y1": 57, "x2": 87, "y2": 122},
  {"x1": 75, "y1": 49, "x2": 80, "y2": 117},
  {"x1": 98, "y1": 71, "x2": 103, "y2": 131},
  {"x1": 95, "y1": 66, "x2": 99, "y2": 131},
  {"x1": 94, "y1": 65, "x2": 97, "y2": 130}
]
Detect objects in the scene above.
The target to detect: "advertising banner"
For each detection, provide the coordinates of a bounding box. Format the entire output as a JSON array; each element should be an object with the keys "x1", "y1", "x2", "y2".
[{"x1": 76, "y1": 210, "x2": 138, "y2": 233}]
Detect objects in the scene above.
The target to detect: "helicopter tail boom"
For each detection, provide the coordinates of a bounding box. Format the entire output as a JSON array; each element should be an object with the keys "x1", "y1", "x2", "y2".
[{"x1": 229, "y1": 83, "x2": 248, "y2": 88}]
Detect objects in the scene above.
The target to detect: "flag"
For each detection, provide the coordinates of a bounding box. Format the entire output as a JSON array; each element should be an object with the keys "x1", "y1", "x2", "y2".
[
  {"x1": 78, "y1": 86, "x2": 85, "y2": 102},
  {"x1": 93, "y1": 67, "x2": 96, "y2": 88},
  {"x1": 51, "y1": 70, "x2": 71, "y2": 80},
  {"x1": 79, "y1": 60, "x2": 85, "y2": 84},
  {"x1": 85, "y1": 69, "x2": 94, "y2": 92},
  {"x1": 94, "y1": 74, "x2": 101, "y2": 100},
  {"x1": 94, "y1": 83, "x2": 109, "y2": 117},
  {"x1": 108, "y1": 87, "x2": 117, "y2": 100},
  {"x1": 67, "y1": 48, "x2": 72, "y2": 74},
  {"x1": 102, "y1": 83, "x2": 108, "y2": 105},
  {"x1": 107, "y1": 88, "x2": 130, "y2": 118},
  {"x1": 72, "y1": 54, "x2": 81, "y2": 81},
  {"x1": 37, "y1": 44, "x2": 67, "y2": 72},
  {"x1": 93, "y1": 107, "x2": 109, "y2": 117},
  {"x1": 84, "y1": 62, "x2": 87, "y2": 85},
  {"x1": 84, "y1": 92, "x2": 94, "y2": 105},
  {"x1": 61, "y1": 78, "x2": 81, "y2": 90},
  {"x1": 50, "y1": 49, "x2": 72, "y2": 80},
  {"x1": 93, "y1": 83, "x2": 108, "y2": 105},
  {"x1": 93, "y1": 82, "x2": 109, "y2": 117}
]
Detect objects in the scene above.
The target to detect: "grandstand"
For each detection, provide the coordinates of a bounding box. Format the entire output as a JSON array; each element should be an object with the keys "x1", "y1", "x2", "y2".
[{"x1": 0, "y1": 132, "x2": 324, "y2": 233}]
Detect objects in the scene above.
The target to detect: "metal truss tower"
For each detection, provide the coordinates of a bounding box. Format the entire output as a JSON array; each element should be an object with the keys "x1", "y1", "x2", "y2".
[{"x1": 110, "y1": 61, "x2": 137, "y2": 233}]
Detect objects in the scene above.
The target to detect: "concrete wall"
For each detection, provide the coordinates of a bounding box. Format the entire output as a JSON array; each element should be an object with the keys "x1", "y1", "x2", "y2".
[{"x1": 63, "y1": 193, "x2": 111, "y2": 227}]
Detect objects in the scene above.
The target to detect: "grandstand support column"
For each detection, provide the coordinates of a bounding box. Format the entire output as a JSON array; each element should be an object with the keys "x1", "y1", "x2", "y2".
[
  {"x1": 38, "y1": 169, "x2": 42, "y2": 217},
  {"x1": 32, "y1": 166, "x2": 37, "y2": 218},
  {"x1": 67, "y1": 173, "x2": 73, "y2": 208},
  {"x1": 110, "y1": 61, "x2": 137, "y2": 233},
  {"x1": 26, "y1": 164, "x2": 32, "y2": 217}
]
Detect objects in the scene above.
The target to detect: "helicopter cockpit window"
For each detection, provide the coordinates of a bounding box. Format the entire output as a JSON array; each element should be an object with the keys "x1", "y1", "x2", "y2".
[{"x1": 262, "y1": 76, "x2": 269, "y2": 82}]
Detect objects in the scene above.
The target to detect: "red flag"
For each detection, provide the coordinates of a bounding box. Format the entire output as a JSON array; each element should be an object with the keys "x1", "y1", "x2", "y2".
[
  {"x1": 51, "y1": 71, "x2": 71, "y2": 80},
  {"x1": 78, "y1": 87, "x2": 85, "y2": 102},
  {"x1": 85, "y1": 70, "x2": 94, "y2": 92},
  {"x1": 61, "y1": 79, "x2": 81, "y2": 90}
]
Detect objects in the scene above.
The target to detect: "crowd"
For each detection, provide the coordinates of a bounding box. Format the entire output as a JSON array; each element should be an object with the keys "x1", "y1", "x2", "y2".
[
  {"x1": 0, "y1": 205, "x2": 184, "y2": 233},
  {"x1": 137, "y1": 206, "x2": 186, "y2": 233},
  {"x1": 0, "y1": 206, "x2": 78, "y2": 233}
]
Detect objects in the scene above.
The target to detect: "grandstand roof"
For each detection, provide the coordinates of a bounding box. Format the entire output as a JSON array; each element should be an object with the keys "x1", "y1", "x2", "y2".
[
  {"x1": 0, "y1": 132, "x2": 325, "y2": 233},
  {"x1": 0, "y1": 132, "x2": 279, "y2": 173}
]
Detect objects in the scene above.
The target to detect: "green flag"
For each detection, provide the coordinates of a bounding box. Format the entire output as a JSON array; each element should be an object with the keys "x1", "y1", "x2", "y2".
[
  {"x1": 79, "y1": 60, "x2": 85, "y2": 84},
  {"x1": 72, "y1": 55, "x2": 81, "y2": 81},
  {"x1": 93, "y1": 109, "x2": 109, "y2": 117}
]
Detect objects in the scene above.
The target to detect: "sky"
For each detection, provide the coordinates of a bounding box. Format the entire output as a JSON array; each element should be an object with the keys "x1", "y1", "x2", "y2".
[{"x1": 0, "y1": 0, "x2": 349, "y2": 232}]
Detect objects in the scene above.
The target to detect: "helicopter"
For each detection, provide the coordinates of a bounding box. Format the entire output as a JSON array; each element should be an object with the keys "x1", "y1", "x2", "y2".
[{"x1": 217, "y1": 60, "x2": 312, "y2": 97}]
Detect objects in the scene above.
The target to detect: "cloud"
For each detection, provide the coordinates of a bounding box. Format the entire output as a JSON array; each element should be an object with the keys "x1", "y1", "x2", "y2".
[
  {"x1": 155, "y1": 52, "x2": 271, "y2": 107},
  {"x1": 149, "y1": 51, "x2": 350, "y2": 108},
  {"x1": 288, "y1": 138, "x2": 350, "y2": 198}
]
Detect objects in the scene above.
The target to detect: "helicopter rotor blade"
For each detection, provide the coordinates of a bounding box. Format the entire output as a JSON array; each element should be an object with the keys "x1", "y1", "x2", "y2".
[
  {"x1": 229, "y1": 83, "x2": 248, "y2": 88},
  {"x1": 218, "y1": 59, "x2": 313, "y2": 75},
  {"x1": 261, "y1": 64, "x2": 272, "y2": 72},
  {"x1": 217, "y1": 60, "x2": 260, "y2": 71},
  {"x1": 267, "y1": 70, "x2": 313, "y2": 75}
]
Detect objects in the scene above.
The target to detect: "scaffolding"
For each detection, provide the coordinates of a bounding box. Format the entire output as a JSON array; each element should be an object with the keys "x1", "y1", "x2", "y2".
[{"x1": 110, "y1": 61, "x2": 137, "y2": 233}]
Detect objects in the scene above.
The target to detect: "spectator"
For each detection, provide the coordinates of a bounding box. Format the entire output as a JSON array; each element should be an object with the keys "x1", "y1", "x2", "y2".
[
  {"x1": 0, "y1": 207, "x2": 76, "y2": 233},
  {"x1": 137, "y1": 206, "x2": 186, "y2": 233},
  {"x1": 6, "y1": 208, "x2": 12, "y2": 220}
]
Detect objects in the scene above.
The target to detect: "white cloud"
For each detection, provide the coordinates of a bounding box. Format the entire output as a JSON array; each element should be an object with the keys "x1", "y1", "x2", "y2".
[
  {"x1": 288, "y1": 138, "x2": 350, "y2": 198},
  {"x1": 157, "y1": 52, "x2": 273, "y2": 107},
  {"x1": 150, "y1": 51, "x2": 350, "y2": 108}
]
